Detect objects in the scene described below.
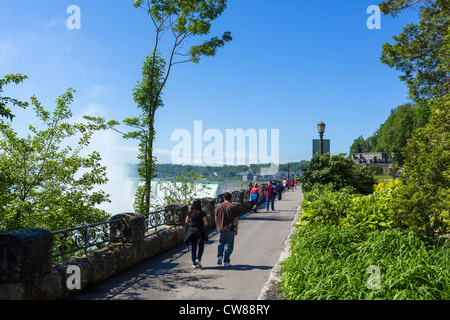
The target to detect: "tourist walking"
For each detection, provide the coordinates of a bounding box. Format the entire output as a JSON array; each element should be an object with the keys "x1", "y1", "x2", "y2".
[
  {"x1": 265, "y1": 181, "x2": 276, "y2": 211},
  {"x1": 276, "y1": 180, "x2": 283, "y2": 200},
  {"x1": 184, "y1": 199, "x2": 208, "y2": 269},
  {"x1": 215, "y1": 192, "x2": 239, "y2": 267},
  {"x1": 250, "y1": 183, "x2": 261, "y2": 212}
]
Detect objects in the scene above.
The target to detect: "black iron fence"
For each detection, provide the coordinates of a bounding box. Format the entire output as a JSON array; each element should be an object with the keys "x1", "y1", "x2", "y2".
[
  {"x1": 49, "y1": 190, "x2": 251, "y2": 259},
  {"x1": 51, "y1": 218, "x2": 124, "y2": 258}
]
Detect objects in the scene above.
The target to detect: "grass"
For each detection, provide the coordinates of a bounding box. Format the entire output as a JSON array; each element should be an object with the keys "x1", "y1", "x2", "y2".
[{"x1": 280, "y1": 224, "x2": 450, "y2": 300}]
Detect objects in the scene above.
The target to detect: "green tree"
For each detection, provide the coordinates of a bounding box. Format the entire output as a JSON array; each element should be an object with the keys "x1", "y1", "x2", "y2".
[
  {"x1": 390, "y1": 94, "x2": 450, "y2": 236},
  {"x1": 0, "y1": 74, "x2": 29, "y2": 120},
  {"x1": 92, "y1": 1, "x2": 232, "y2": 214},
  {"x1": 300, "y1": 153, "x2": 377, "y2": 195},
  {"x1": 0, "y1": 88, "x2": 110, "y2": 233},
  {"x1": 349, "y1": 101, "x2": 432, "y2": 165},
  {"x1": 349, "y1": 135, "x2": 368, "y2": 155},
  {"x1": 379, "y1": 0, "x2": 450, "y2": 101}
]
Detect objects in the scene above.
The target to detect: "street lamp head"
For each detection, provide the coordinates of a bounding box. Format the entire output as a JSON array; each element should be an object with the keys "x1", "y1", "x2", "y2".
[
  {"x1": 317, "y1": 121, "x2": 326, "y2": 135},
  {"x1": 391, "y1": 152, "x2": 396, "y2": 159}
]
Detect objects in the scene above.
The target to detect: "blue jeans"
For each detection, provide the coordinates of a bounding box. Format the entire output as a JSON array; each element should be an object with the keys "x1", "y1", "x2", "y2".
[
  {"x1": 218, "y1": 231, "x2": 235, "y2": 264},
  {"x1": 191, "y1": 241, "x2": 204, "y2": 264},
  {"x1": 266, "y1": 196, "x2": 275, "y2": 211}
]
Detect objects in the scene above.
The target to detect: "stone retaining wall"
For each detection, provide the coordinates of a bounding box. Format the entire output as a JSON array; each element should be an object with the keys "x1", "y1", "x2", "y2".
[{"x1": 0, "y1": 187, "x2": 267, "y2": 300}]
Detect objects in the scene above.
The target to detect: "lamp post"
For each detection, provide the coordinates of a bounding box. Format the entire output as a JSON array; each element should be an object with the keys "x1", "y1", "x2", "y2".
[
  {"x1": 391, "y1": 152, "x2": 396, "y2": 180},
  {"x1": 317, "y1": 121, "x2": 326, "y2": 155},
  {"x1": 288, "y1": 162, "x2": 290, "y2": 181}
]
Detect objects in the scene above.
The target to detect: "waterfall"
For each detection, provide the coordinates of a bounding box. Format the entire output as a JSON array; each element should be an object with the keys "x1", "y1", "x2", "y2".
[{"x1": 99, "y1": 177, "x2": 220, "y2": 216}]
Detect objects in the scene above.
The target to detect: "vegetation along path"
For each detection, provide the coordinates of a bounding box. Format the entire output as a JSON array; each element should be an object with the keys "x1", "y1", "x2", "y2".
[{"x1": 72, "y1": 188, "x2": 303, "y2": 300}]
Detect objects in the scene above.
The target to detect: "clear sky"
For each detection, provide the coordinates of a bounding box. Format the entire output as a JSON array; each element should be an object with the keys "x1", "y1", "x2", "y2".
[{"x1": 1, "y1": 0, "x2": 418, "y2": 166}]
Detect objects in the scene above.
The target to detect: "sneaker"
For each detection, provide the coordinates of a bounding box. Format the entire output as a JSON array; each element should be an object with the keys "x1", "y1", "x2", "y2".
[
  {"x1": 195, "y1": 259, "x2": 203, "y2": 269},
  {"x1": 193, "y1": 264, "x2": 198, "y2": 268},
  {"x1": 224, "y1": 262, "x2": 231, "y2": 268},
  {"x1": 217, "y1": 257, "x2": 223, "y2": 265}
]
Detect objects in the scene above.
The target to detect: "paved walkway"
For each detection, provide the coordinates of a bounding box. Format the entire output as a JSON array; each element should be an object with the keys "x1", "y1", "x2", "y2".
[{"x1": 73, "y1": 188, "x2": 303, "y2": 300}]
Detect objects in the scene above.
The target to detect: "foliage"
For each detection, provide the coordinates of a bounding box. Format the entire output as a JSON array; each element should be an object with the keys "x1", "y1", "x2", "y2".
[
  {"x1": 0, "y1": 88, "x2": 110, "y2": 233},
  {"x1": 281, "y1": 224, "x2": 450, "y2": 300},
  {"x1": 389, "y1": 94, "x2": 450, "y2": 236},
  {"x1": 349, "y1": 101, "x2": 432, "y2": 165},
  {"x1": 151, "y1": 172, "x2": 211, "y2": 210},
  {"x1": 300, "y1": 153, "x2": 376, "y2": 195},
  {"x1": 298, "y1": 183, "x2": 399, "y2": 232},
  {"x1": 379, "y1": 0, "x2": 450, "y2": 101},
  {"x1": 374, "y1": 178, "x2": 402, "y2": 192},
  {"x1": 0, "y1": 74, "x2": 29, "y2": 121}
]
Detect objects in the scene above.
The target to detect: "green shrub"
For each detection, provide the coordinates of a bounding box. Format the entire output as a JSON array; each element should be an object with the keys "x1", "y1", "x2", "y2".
[
  {"x1": 300, "y1": 153, "x2": 377, "y2": 195},
  {"x1": 298, "y1": 184, "x2": 396, "y2": 231},
  {"x1": 281, "y1": 224, "x2": 450, "y2": 300}
]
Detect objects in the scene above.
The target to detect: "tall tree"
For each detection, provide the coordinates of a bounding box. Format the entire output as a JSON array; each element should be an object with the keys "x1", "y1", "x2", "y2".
[
  {"x1": 126, "y1": 0, "x2": 232, "y2": 213},
  {"x1": 379, "y1": 0, "x2": 450, "y2": 101}
]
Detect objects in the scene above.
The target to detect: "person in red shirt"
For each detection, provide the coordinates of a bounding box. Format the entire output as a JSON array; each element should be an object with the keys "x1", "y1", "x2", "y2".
[
  {"x1": 250, "y1": 184, "x2": 260, "y2": 212},
  {"x1": 265, "y1": 181, "x2": 276, "y2": 211}
]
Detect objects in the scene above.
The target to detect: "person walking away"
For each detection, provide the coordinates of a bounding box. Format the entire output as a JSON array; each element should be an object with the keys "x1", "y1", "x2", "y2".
[
  {"x1": 247, "y1": 182, "x2": 253, "y2": 198},
  {"x1": 265, "y1": 182, "x2": 276, "y2": 211},
  {"x1": 184, "y1": 199, "x2": 208, "y2": 269},
  {"x1": 215, "y1": 192, "x2": 239, "y2": 267},
  {"x1": 250, "y1": 184, "x2": 260, "y2": 212},
  {"x1": 290, "y1": 179, "x2": 294, "y2": 191},
  {"x1": 276, "y1": 181, "x2": 283, "y2": 200}
]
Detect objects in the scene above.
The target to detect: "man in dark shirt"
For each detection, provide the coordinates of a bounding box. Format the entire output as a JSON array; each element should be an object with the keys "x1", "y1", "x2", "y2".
[{"x1": 215, "y1": 192, "x2": 239, "y2": 267}]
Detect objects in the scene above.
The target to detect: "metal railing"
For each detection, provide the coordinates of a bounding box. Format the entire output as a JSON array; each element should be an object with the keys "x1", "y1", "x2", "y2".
[
  {"x1": 142, "y1": 208, "x2": 173, "y2": 233},
  {"x1": 51, "y1": 218, "x2": 124, "y2": 258},
  {"x1": 50, "y1": 191, "x2": 251, "y2": 259}
]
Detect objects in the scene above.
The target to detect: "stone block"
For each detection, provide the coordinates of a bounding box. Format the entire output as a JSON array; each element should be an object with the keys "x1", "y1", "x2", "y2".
[
  {"x1": 110, "y1": 213, "x2": 146, "y2": 243},
  {"x1": 0, "y1": 228, "x2": 53, "y2": 283},
  {"x1": 54, "y1": 254, "x2": 92, "y2": 297},
  {"x1": 26, "y1": 268, "x2": 64, "y2": 300},
  {"x1": 139, "y1": 232, "x2": 162, "y2": 262},
  {"x1": 87, "y1": 247, "x2": 117, "y2": 286},
  {"x1": 0, "y1": 282, "x2": 25, "y2": 300},
  {"x1": 200, "y1": 197, "x2": 216, "y2": 229},
  {"x1": 112, "y1": 242, "x2": 139, "y2": 274},
  {"x1": 164, "y1": 204, "x2": 188, "y2": 226}
]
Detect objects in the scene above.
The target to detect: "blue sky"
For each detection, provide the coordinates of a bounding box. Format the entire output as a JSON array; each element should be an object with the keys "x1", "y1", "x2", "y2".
[{"x1": 1, "y1": 0, "x2": 418, "y2": 166}]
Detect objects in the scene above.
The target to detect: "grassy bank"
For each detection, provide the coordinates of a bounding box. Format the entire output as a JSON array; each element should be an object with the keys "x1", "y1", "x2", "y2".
[{"x1": 280, "y1": 224, "x2": 449, "y2": 300}]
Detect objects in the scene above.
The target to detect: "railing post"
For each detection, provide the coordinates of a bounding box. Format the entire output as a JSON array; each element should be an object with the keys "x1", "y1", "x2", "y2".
[
  {"x1": 0, "y1": 228, "x2": 53, "y2": 283},
  {"x1": 109, "y1": 213, "x2": 145, "y2": 243},
  {"x1": 164, "y1": 204, "x2": 188, "y2": 227}
]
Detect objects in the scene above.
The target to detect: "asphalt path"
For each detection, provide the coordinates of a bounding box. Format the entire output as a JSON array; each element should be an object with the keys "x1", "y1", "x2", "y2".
[{"x1": 72, "y1": 188, "x2": 302, "y2": 300}]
